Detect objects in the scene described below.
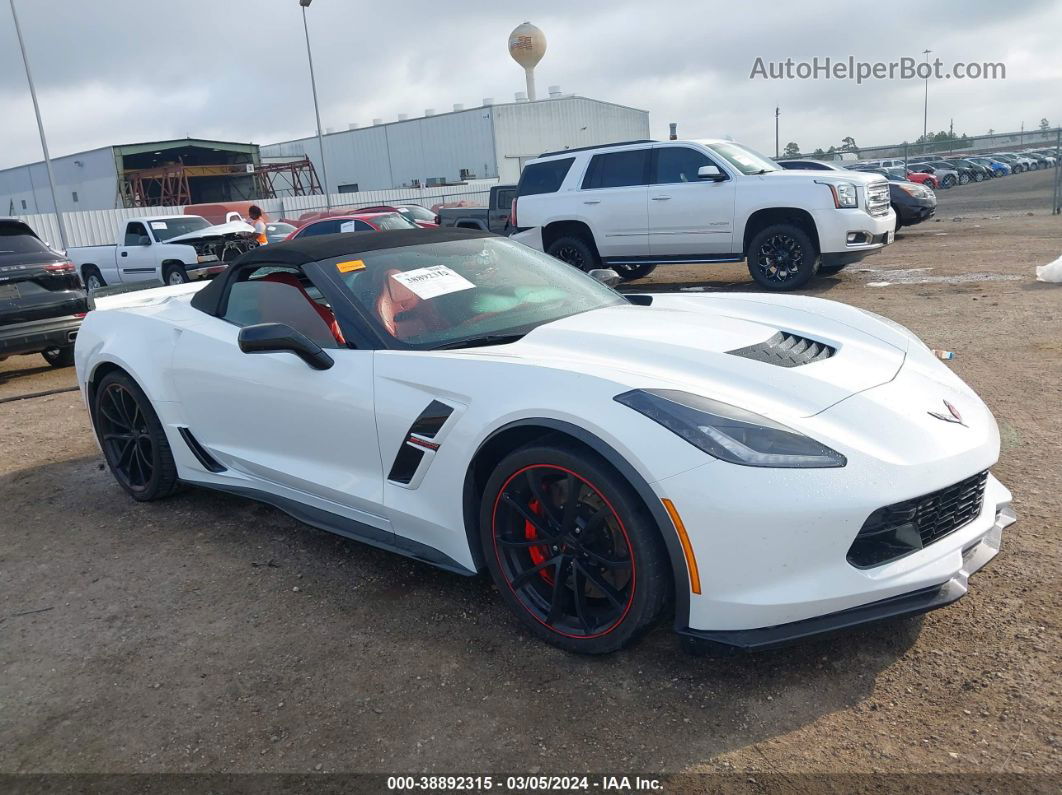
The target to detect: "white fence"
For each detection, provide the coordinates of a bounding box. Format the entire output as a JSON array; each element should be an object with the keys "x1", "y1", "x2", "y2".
[{"x1": 16, "y1": 179, "x2": 500, "y2": 249}]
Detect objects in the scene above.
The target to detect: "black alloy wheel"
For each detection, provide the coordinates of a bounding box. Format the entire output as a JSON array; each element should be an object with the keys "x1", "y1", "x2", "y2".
[
  {"x1": 746, "y1": 223, "x2": 818, "y2": 291},
  {"x1": 93, "y1": 371, "x2": 179, "y2": 501},
  {"x1": 481, "y1": 443, "x2": 669, "y2": 653},
  {"x1": 546, "y1": 235, "x2": 599, "y2": 272}
]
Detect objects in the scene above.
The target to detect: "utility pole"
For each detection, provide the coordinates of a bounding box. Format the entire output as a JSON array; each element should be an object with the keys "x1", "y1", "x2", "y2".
[
  {"x1": 1019, "y1": 121, "x2": 1024, "y2": 147},
  {"x1": 775, "y1": 106, "x2": 780, "y2": 159},
  {"x1": 9, "y1": 0, "x2": 68, "y2": 250},
  {"x1": 922, "y1": 49, "x2": 931, "y2": 154},
  {"x1": 299, "y1": 0, "x2": 331, "y2": 209}
]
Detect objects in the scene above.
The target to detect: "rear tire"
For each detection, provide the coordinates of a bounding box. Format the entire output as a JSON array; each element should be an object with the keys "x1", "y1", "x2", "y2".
[
  {"x1": 480, "y1": 442, "x2": 670, "y2": 654},
  {"x1": 83, "y1": 267, "x2": 105, "y2": 292},
  {"x1": 92, "y1": 371, "x2": 180, "y2": 502},
  {"x1": 958, "y1": 173, "x2": 970, "y2": 185},
  {"x1": 746, "y1": 223, "x2": 819, "y2": 291},
  {"x1": 41, "y1": 345, "x2": 75, "y2": 368},
  {"x1": 546, "y1": 235, "x2": 599, "y2": 272},
  {"x1": 163, "y1": 264, "x2": 189, "y2": 285}
]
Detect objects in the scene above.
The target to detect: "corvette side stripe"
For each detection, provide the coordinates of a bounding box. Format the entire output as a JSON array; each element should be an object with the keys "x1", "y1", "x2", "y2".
[{"x1": 387, "y1": 400, "x2": 455, "y2": 484}]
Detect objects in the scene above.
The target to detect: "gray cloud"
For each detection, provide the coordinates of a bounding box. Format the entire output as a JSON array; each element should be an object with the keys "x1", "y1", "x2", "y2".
[{"x1": 1, "y1": 0, "x2": 1059, "y2": 169}]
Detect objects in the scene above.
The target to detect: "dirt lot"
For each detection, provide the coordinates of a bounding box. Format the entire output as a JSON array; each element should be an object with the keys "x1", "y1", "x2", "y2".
[{"x1": 1, "y1": 169, "x2": 1060, "y2": 780}]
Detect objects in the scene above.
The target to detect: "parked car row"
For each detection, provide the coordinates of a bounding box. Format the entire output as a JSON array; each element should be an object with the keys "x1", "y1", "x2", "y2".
[{"x1": 856, "y1": 148, "x2": 1057, "y2": 187}]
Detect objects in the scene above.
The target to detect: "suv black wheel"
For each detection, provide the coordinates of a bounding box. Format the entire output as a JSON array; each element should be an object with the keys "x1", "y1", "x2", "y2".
[
  {"x1": 41, "y1": 345, "x2": 75, "y2": 368},
  {"x1": 480, "y1": 442, "x2": 670, "y2": 654},
  {"x1": 546, "y1": 235, "x2": 599, "y2": 272},
  {"x1": 746, "y1": 223, "x2": 819, "y2": 291},
  {"x1": 92, "y1": 371, "x2": 180, "y2": 501},
  {"x1": 612, "y1": 263, "x2": 657, "y2": 281}
]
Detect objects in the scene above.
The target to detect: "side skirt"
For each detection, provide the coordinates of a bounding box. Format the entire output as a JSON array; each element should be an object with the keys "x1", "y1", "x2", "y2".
[{"x1": 187, "y1": 480, "x2": 477, "y2": 577}]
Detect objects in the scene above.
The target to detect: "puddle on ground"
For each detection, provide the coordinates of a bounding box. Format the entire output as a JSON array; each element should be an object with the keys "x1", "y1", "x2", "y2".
[{"x1": 851, "y1": 266, "x2": 1023, "y2": 287}]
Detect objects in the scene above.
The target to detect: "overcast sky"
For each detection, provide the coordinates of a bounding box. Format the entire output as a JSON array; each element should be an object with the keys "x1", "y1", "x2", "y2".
[{"x1": 1, "y1": 0, "x2": 1060, "y2": 169}]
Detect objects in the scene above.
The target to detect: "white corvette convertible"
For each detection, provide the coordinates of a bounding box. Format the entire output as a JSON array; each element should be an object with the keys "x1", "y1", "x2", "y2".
[{"x1": 75, "y1": 228, "x2": 1015, "y2": 654}]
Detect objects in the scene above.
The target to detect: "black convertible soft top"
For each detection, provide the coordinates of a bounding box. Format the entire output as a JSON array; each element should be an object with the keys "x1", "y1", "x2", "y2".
[
  {"x1": 233, "y1": 227, "x2": 493, "y2": 268},
  {"x1": 191, "y1": 227, "x2": 495, "y2": 316}
]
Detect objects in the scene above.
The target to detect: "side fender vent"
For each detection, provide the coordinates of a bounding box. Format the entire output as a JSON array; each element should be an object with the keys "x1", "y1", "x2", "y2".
[
  {"x1": 727, "y1": 331, "x2": 835, "y2": 368},
  {"x1": 177, "y1": 427, "x2": 226, "y2": 473}
]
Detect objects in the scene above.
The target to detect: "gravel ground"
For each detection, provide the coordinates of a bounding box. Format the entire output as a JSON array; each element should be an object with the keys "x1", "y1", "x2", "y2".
[{"x1": 1, "y1": 168, "x2": 1060, "y2": 779}]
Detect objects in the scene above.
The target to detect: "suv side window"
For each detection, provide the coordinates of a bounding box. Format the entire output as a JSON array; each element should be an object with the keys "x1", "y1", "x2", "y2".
[
  {"x1": 517, "y1": 158, "x2": 574, "y2": 196},
  {"x1": 652, "y1": 147, "x2": 717, "y2": 184},
  {"x1": 582, "y1": 149, "x2": 650, "y2": 190},
  {"x1": 124, "y1": 222, "x2": 149, "y2": 246}
]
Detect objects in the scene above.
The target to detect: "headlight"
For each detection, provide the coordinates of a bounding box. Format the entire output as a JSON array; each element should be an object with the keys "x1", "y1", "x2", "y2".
[
  {"x1": 897, "y1": 183, "x2": 927, "y2": 198},
  {"x1": 614, "y1": 389, "x2": 846, "y2": 468},
  {"x1": 819, "y1": 180, "x2": 858, "y2": 208}
]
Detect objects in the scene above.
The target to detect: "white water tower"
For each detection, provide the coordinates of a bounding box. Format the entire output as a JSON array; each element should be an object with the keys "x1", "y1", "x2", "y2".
[{"x1": 508, "y1": 21, "x2": 546, "y2": 101}]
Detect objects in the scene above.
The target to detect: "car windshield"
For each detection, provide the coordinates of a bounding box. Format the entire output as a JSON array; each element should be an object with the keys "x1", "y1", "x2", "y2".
[
  {"x1": 705, "y1": 142, "x2": 781, "y2": 175},
  {"x1": 397, "y1": 205, "x2": 436, "y2": 222},
  {"x1": 150, "y1": 217, "x2": 211, "y2": 241},
  {"x1": 370, "y1": 213, "x2": 418, "y2": 230},
  {"x1": 333, "y1": 237, "x2": 625, "y2": 348}
]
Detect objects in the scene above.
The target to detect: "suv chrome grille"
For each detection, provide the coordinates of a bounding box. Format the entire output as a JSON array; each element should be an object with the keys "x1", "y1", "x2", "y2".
[{"x1": 865, "y1": 181, "x2": 891, "y2": 217}]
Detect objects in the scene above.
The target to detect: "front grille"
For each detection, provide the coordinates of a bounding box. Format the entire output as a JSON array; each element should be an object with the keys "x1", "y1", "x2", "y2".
[
  {"x1": 727, "y1": 331, "x2": 835, "y2": 368},
  {"x1": 847, "y1": 471, "x2": 988, "y2": 568},
  {"x1": 865, "y1": 182, "x2": 891, "y2": 217}
]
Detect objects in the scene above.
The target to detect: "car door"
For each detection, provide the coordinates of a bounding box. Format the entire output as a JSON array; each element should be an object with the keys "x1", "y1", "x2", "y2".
[
  {"x1": 115, "y1": 222, "x2": 158, "y2": 283},
  {"x1": 169, "y1": 263, "x2": 388, "y2": 530},
  {"x1": 648, "y1": 144, "x2": 736, "y2": 257},
  {"x1": 489, "y1": 187, "x2": 516, "y2": 233},
  {"x1": 578, "y1": 148, "x2": 650, "y2": 257}
]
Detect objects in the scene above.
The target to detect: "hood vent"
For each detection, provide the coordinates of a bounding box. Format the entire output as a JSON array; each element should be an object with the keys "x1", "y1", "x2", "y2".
[{"x1": 727, "y1": 331, "x2": 835, "y2": 368}]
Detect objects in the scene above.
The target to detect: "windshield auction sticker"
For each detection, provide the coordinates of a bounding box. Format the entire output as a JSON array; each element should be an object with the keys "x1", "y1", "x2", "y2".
[{"x1": 391, "y1": 266, "x2": 475, "y2": 300}]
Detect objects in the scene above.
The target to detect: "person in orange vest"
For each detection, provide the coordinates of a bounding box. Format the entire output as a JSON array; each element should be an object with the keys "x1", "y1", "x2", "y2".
[{"x1": 248, "y1": 205, "x2": 269, "y2": 245}]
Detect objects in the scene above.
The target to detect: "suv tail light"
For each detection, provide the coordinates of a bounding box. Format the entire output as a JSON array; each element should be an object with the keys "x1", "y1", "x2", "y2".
[
  {"x1": 511, "y1": 197, "x2": 518, "y2": 229},
  {"x1": 44, "y1": 261, "x2": 76, "y2": 273}
]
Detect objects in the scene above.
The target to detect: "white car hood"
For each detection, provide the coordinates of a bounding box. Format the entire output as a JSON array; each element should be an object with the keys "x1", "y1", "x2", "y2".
[
  {"x1": 494, "y1": 293, "x2": 909, "y2": 419},
  {"x1": 165, "y1": 220, "x2": 256, "y2": 244}
]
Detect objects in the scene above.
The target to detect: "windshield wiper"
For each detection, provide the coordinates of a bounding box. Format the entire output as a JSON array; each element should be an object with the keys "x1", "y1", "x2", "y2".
[{"x1": 433, "y1": 333, "x2": 527, "y2": 350}]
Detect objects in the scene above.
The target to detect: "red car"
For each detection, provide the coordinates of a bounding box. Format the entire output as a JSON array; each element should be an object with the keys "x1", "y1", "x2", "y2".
[
  {"x1": 904, "y1": 170, "x2": 940, "y2": 190},
  {"x1": 355, "y1": 203, "x2": 438, "y2": 228},
  {"x1": 286, "y1": 212, "x2": 419, "y2": 240}
]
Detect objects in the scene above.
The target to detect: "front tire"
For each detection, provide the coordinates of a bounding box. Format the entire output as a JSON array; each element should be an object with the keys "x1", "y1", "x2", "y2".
[
  {"x1": 480, "y1": 442, "x2": 670, "y2": 654},
  {"x1": 92, "y1": 371, "x2": 180, "y2": 501},
  {"x1": 941, "y1": 175, "x2": 956, "y2": 188},
  {"x1": 612, "y1": 263, "x2": 657, "y2": 281},
  {"x1": 163, "y1": 264, "x2": 189, "y2": 285},
  {"x1": 546, "y1": 235, "x2": 599, "y2": 272},
  {"x1": 958, "y1": 172, "x2": 971, "y2": 185},
  {"x1": 746, "y1": 223, "x2": 819, "y2": 291},
  {"x1": 41, "y1": 345, "x2": 75, "y2": 368}
]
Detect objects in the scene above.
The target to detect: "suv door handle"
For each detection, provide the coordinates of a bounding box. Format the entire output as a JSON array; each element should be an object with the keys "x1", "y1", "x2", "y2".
[
  {"x1": 583, "y1": 200, "x2": 601, "y2": 205},
  {"x1": 651, "y1": 196, "x2": 671, "y2": 201},
  {"x1": 120, "y1": 251, "x2": 128, "y2": 257}
]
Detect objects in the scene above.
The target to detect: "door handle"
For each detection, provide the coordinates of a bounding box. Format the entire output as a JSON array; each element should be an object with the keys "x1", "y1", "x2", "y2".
[
  {"x1": 583, "y1": 200, "x2": 601, "y2": 205},
  {"x1": 120, "y1": 251, "x2": 128, "y2": 256},
  {"x1": 651, "y1": 196, "x2": 671, "y2": 201}
]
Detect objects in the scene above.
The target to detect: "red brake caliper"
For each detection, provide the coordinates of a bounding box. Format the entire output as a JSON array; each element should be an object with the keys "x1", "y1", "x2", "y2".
[{"x1": 524, "y1": 498, "x2": 555, "y2": 585}]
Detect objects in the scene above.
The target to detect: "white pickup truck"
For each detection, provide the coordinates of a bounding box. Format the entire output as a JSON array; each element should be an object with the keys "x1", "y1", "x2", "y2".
[
  {"x1": 511, "y1": 139, "x2": 895, "y2": 290},
  {"x1": 69, "y1": 215, "x2": 258, "y2": 291}
]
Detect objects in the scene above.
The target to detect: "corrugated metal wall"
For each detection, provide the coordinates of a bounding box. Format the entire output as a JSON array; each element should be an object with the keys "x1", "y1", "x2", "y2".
[
  {"x1": 16, "y1": 180, "x2": 499, "y2": 248},
  {"x1": 492, "y1": 97, "x2": 651, "y2": 183},
  {"x1": 261, "y1": 109, "x2": 497, "y2": 193},
  {"x1": 0, "y1": 146, "x2": 118, "y2": 215}
]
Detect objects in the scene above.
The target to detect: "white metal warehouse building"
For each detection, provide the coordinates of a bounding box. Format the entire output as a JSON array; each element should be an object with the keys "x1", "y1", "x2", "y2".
[{"x1": 260, "y1": 94, "x2": 650, "y2": 192}]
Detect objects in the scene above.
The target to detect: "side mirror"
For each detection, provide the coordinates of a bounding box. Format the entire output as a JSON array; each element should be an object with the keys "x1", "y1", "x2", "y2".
[
  {"x1": 238, "y1": 322, "x2": 334, "y2": 370},
  {"x1": 697, "y1": 165, "x2": 726, "y2": 182},
  {"x1": 137, "y1": 235, "x2": 152, "y2": 246},
  {"x1": 588, "y1": 268, "x2": 622, "y2": 288}
]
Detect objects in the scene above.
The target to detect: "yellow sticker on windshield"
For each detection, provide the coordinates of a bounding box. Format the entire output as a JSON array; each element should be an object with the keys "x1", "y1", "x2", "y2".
[{"x1": 336, "y1": 259, "x2": 365, "y2": 273}]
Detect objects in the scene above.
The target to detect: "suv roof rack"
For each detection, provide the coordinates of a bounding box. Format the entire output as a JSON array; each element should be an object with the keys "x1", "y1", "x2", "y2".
[{"x1": 537, "y1": 140, "x2": 657, "y2": 158}]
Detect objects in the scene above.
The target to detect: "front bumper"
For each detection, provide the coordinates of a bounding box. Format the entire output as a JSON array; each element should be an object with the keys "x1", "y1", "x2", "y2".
[
  {"x1": 187, "y1": 263, "x2": 227, "y2": 280},
  {"x1": 813, "y1": 207, "x2": 895, "y2": 265},
  {"x1": 0, "y1": 314, "x2": 81, "y2": 357},
  {"x1": 680, "y1": 504, "x2": 1014, "y2": 651}
]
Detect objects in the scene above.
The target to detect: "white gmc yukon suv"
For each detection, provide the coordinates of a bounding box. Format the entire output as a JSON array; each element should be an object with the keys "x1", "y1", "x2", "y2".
[{"x1": 510, "y1": 139, "x2": 895, "y2": 290}]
